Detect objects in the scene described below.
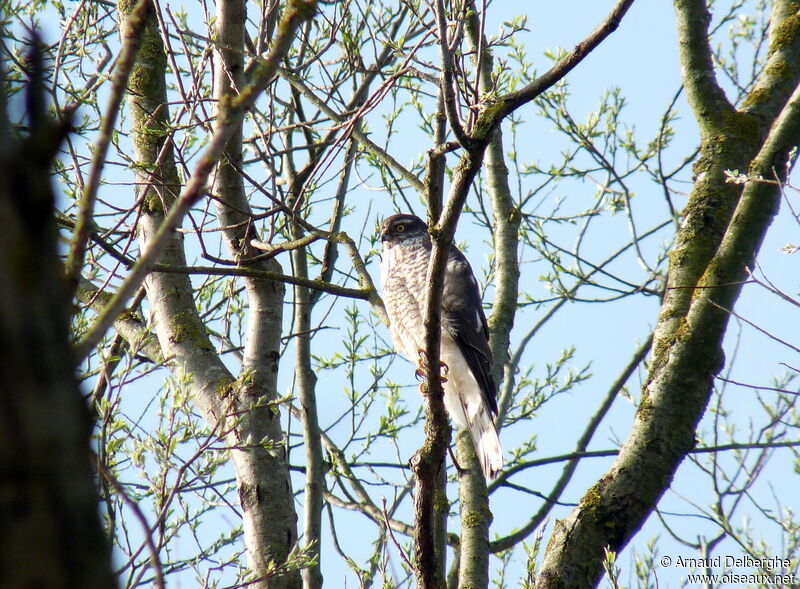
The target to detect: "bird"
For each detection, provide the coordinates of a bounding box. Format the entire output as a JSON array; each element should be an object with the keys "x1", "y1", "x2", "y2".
[{"x1": 379, "y1": 213, "x2": 502, "y2": 480}]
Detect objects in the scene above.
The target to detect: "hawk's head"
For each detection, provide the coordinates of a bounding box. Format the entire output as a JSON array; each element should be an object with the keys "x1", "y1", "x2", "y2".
[{"x1": 379, "y1": 214, "x2": 428, "y2": 247}]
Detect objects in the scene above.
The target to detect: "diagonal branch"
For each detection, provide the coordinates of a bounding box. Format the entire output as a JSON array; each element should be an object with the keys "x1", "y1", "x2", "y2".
[
  {"x1": 64, "y1": 0, "x2": 151, "y2": 299},
  {"x1": 473, "y1": 0, "x2": 636, "y2": 137},
  {"x1": 535, "y1": 9, "x2": 800, "y2": 588},
  {"x1": 75, "y1": 0, "x2": 319, "y2": 360},
  {"x1": 77, "y1": 278, "x2": 163, "y2": 364},
  {"x1": 278, "y1": 67, "x2": 426, "y2": 193},
  {"x1": 490, "y1": 334, "x2": 653, "y2": 552},
  {"x1": 673, "y1": 0, "x2": 736, "y2": 131}
]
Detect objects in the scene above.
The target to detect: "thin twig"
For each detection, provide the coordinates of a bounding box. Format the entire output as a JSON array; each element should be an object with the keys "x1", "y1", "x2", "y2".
[
  {"x1": 74, "y1": 0, "x2": 319, "y2": 360},
  {"x1": 64, "y1": 0, "x2": 152, "y2": 297}
]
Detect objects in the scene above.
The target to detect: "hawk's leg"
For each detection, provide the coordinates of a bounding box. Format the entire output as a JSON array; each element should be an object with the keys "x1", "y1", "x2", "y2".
[{"x1": 415, "y1": 349, "x2": 449, "y2": 383}]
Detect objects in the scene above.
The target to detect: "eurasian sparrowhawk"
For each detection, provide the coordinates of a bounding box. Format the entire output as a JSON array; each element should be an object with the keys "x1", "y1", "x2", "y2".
[{"x1": 379, "y1": 213, "x2": 502, "y2": 480}]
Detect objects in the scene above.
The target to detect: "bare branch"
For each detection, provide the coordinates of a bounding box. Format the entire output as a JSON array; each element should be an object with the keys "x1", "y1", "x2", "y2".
[
  {"x1": 477, "y1": 0, "x2": 636, "y2": 133},
  {"x1": 278, "y1": 67, "x2": 426, "y2": 194},
  {"x1": 64, "y1": 0, "x2": 152, "y2": 297},
  {"x1": 673, "y1": 0, "x2": 736, "y2": 131},
  {"x1": 75, "y1": 0, "x2": 319, "y2": 359}
]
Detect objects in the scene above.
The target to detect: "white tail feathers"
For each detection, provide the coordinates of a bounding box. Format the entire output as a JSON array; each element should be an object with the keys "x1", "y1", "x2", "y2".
[
  {"x1": 467, "y1": 407, "x2": 503, "y2": 481},
  {"x1": 440, "y1": 351, "x2": 503, "y2": 481}
]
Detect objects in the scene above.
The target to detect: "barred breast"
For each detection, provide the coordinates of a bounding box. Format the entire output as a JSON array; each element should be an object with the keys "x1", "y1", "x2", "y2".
[{"x1": 380, "y1": 235, "x2": 431, "y2": 362}]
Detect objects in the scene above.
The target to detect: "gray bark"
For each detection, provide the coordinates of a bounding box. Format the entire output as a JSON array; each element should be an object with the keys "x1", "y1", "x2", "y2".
[
  {"x1": 119, "y1": 1, "x2": 302, "y2": 585},
  {"x1": 535, "y1": 2, "x2": 800, "y2": 586}
]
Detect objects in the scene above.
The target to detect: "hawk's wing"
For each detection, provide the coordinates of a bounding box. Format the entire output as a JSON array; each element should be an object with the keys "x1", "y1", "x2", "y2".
[{"x1": 442, "y1": 246, "x2": 498, "y2": 415}]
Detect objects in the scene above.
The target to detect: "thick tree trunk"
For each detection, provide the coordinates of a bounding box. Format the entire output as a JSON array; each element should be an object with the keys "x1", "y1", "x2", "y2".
[
  {"x1": 0, "y1": 50, "x2": 115, "y2": 589},
  {"x1": 535, "y1": 2, "x2": 800, "y2": 586},
  {"x1": 118, "y1": 1, "x2": 301, "y2": 586}
]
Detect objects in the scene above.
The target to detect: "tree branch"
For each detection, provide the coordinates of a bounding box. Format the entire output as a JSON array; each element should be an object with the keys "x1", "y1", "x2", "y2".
[
  {"x1": 75, "y1": 0, "x2": 318, "y2": 360},
  {"x1": 740, "y1": 0, "x2": 800, "y2": 121},
  {"x1": 77, "y1": 278, "x2": 163, "y2": 364},
  {"x1": 278, "y1": 67, "x2": 426, "y2": 194},
  {"x1": 64, "y1": 0, "x2": 151, "y2": 299},
  {"x1": 490, "y1": 334, "x2": 652, "y2": 553},
  {"x1": 673, "y1": 0, "x2": 736, "y2": 131},
  {"x1": 433, "y1": 0, "x2": 469, "y2": 146},
  {"x1": 535, "y1": 6, "x2": 800, "y2": 585},
  {"x1": 475, "y1": 0, "x2": 636, "y2": 135}
]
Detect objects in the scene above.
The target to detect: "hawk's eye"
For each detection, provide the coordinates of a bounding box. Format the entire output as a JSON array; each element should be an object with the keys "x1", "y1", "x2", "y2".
[{"x1": 395, "y1": 223, "x2": 406, "y2": 233}]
